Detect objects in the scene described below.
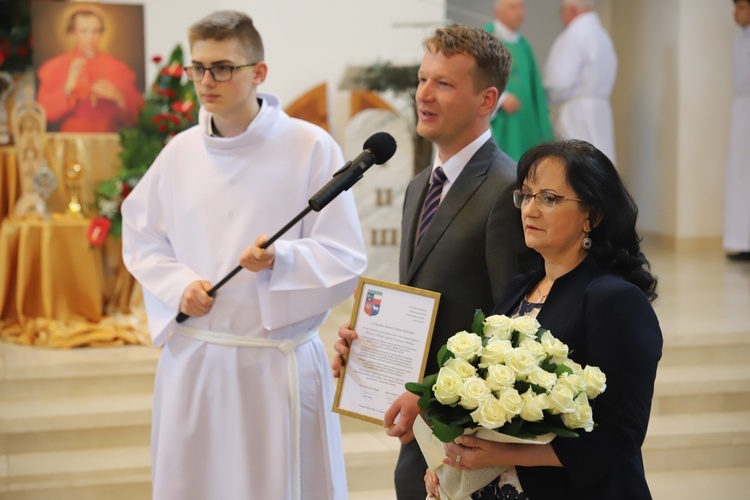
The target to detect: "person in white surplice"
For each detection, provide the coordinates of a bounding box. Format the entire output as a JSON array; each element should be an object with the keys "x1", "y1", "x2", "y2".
[
  {"x1": 121, "y1": 11, "x2": 367, "y2": 500},
  {"x1": 724, "y1": 0, "x2": 750, "y2": 261},
  {"x1": 544, "y1": 0, "x2": 618, "y2": 164}
]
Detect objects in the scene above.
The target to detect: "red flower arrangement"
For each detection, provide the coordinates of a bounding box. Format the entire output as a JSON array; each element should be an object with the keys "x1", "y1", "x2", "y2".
[{"x1": 89, "y1": 45, "x2": 198, "y2": 246}]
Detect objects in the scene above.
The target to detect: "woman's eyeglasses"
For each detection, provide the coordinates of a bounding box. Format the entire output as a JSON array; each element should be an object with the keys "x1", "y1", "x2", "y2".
[{"x1": 512, "y1": 189, "x2": 585, "y2": 212}]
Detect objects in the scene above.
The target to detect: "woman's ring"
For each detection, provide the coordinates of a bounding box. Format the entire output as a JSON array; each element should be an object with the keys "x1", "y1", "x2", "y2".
[{"x1": 456, "y1": 454, "x2": 462, "y2": 464}]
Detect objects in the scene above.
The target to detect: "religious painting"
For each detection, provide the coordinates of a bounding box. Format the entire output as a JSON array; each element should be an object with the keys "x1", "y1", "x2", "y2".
[{"x1": 31, "y1": 1, "x2": 146, "y2": 133}]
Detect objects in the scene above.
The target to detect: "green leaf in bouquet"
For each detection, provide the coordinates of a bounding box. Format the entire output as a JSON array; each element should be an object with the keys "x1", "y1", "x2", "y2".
[
  {"x1": 528, "y1": 415, "x2": 581, "y2": 438},
  {"x1": 540, "y1": 362, "x2": 558, "y2": 373},
  {"x1": 418, "y1": 391, "x2": 435, "y2": 412},
  {"x1": 405, "y1": 381, "x2": 428, "y2": 396},
  {"x1": 548, "y1": 427, "x2": 580, "y2": 438},
  {"x1": 495, "y1": 416, "x2": 524, "y2": 437},
  {"x1": 471, "y1": 309, "x2": 486, "y2": 336},
  {"x1": 555, "y1": 364, "x2": 574, "y2": 376},
  {"x1": 514, "y1": 380, "x2": 531, "y2": 394},
  {"x1": 437, "y1": 345, "x2": 454, "y2": 367},
  {"x1": 451, "y1": 412, "x2": 474, "y2": 427},
  {"x1": 431, "y1": 418, "x2": 466, "y2": 443},
  {"x1": 511, "y1": 330, "x2": 520, "y2": 346}
]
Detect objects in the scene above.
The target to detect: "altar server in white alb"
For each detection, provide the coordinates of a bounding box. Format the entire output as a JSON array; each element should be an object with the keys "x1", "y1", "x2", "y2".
[
  {"x1": 121, "y1": 11, "x2": 366, "y2": 500},
  {"x1": 544, "y1": 0, "x2": 618, "y2": 164},
  {"x1": 724, "y1": 0, "x2": 750, "y2": 261}
]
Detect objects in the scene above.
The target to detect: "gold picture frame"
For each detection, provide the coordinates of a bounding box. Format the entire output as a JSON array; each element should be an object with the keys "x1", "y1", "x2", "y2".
[{"x1": 333, "y1": 276, "x2": 440, "y2": 425}]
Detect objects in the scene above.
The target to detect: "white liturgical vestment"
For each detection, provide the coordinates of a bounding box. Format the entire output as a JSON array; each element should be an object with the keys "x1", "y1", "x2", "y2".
[
  {"x1": 122, "y1": 94, "x2": 367, "y2": 500},
  {"x1": 545, "y1": 11, "x2": 618, "y2": 163},
  {"x1": 723, "y1": 26, "x2": 750, "y2": 253}
]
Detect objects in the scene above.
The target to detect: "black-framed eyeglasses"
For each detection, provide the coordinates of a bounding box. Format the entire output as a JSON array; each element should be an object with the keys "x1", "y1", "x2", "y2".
[
  {"x1": 184, "y1": 63, "x2": 258, "y2": 82},
  {"x1": 512, "y1": 189, "x2": 586, "y2": 213}
]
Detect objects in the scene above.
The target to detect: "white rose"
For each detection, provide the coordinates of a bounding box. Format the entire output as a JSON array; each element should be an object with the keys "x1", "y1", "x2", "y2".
[
  {"x1": 511, "y1": 316, "x2": 541, "y2": 340},
  {"x1": 520, "y1": 389, "x2": 549, "y2": 422},
  {"x1": 444, "y1": 358, "x2": 477, "y2": 379},
  {"x1": 478, "y1": 338, "x2": 513, "y2": 368},
  {"x1": 560, "y1": 373, "x2": 587, "y2": 395},
  {"x1": 549, "y1": 383, "x2": 577, "y2": 414},
  {"x1": 561, "y1": 393, "x2": 595, "y2": 432},
  {"x1": 583, "y1": 365, "x2": 607, "y2": 399},
  {"x1": 483, "y1": 315, "x2": 512, "y2": 340},
  {"x1": 485, "y1": 363, "x2": 516, "y2": 391},
  {"x1": 447, "y1": 331, "x2": 484, "y2": 361},
  {"x1": 539, "y1": 331, "x2": 569, "y2": 358},
  {"x1": 498, "y1": 387, "x2": 523, "y2": 419},
  {"x1": 527, "y1": 366, "x2": 558, "y2": 391},
  {"x1": 520, "y1": 338, "x2": 547, "y2": 363},
  {"x1": 562, "y1": 358, "x2": 584, "y2": 374},
  {"x1": 470, "y1": 395, "x2": 507, "y2": 429},
  {"x1": 433, "y1": 367, "x2": 463, "y2": 405},
  {"x1": 504, "y1": 347, "x2": 538, "y2": 378},
  {"x1": 459, "y1": 377, "x2": 492, "y2": 410}
]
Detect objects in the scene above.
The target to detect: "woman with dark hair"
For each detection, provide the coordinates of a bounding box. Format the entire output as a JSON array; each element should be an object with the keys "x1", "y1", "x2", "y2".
[{"x1": 426, "y1": 139, "x2": 662, "y2": 499}]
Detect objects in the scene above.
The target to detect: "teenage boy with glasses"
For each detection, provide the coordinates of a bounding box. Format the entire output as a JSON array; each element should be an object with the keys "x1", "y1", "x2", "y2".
[{"x1": 121, "y1": 10, "x2": 366, "y2": 500}]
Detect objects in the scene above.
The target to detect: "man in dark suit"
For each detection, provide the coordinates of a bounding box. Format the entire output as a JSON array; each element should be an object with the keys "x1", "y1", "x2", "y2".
[{"x1": 333, "y1": 24, "x2": 524, "y2": 499}]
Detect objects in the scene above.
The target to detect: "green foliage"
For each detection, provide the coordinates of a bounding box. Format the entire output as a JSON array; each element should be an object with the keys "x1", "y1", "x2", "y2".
[
  {"x1": 471, "y1": 309, "x2": 486, "y2": 336},
  {"x1": 356, "y1": 62, "x2": 419, "y2": 94},
  {"x1": 90, "y1": 44, "x2": 198, "y2": 244}
]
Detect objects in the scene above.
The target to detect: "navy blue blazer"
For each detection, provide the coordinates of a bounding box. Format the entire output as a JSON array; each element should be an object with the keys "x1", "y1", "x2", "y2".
[{"x1": 493, "y1": 258, "x2": 662, "y2": 499}]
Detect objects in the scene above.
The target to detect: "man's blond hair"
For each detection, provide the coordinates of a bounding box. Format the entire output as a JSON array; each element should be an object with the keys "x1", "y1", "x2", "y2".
[{"x1": 423, "y1": 24, "x2": 511, "y2": 94}]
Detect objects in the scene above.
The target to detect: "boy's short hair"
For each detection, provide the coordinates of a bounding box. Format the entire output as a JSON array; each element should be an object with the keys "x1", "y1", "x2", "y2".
[
  {"x1": 188, "y1": 11, "x2": 264, "y2": 63},
  {"x1": 423, "y1": 24, "x2": 512, "y2": 94}
]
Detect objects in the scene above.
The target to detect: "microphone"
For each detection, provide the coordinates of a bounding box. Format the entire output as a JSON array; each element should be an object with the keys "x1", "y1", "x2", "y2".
[
  {"x1": 309, "y1": 132, "x2": 397, "y2": 211},
  {"x1": 175, "y1": 131, "x2": 397, "y2": 324}
]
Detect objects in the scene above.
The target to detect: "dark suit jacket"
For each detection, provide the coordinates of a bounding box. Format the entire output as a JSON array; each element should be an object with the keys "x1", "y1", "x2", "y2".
[
  {"x1": 395, "y1": 138, "x2": 523, "y2": 498},
  {"x1": 493, "y1": 258, "x2": 662, "y2": 500},
  {"x1": 400, "y1": 138, "x2": 523, "y2": 376}
]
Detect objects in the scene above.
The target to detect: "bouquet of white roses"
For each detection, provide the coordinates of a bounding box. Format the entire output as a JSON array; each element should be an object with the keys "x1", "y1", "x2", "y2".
[{"x1": 406, "y1": 310, "x2": 607, "y2": 499}]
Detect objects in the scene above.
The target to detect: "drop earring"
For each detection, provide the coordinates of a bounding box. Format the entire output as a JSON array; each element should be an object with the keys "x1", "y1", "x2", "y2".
[{"x1": 582, "y1": 232, "x2": 592, "y2": 250}]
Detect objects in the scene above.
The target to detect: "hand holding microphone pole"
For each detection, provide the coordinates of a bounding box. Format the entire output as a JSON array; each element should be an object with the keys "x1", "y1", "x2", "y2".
[{"x1": 175, "y1": 132, "x2": 397, "y2": 323}]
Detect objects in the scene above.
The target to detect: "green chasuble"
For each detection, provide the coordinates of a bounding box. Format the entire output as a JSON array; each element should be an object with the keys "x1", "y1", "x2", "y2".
[{"x1": 485, "y1": 23, "x2": 553, "y2": 161}]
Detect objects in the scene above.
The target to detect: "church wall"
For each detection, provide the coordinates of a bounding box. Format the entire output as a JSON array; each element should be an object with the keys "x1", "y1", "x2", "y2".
[
  {"x1": 610, "y1": 0, "x2": 680, "y2": 239},
  {"x1": 103, "y1": 0, "x2": 736, "y2": 243},
  {"x1": 674, "y1": 0, "x2": 734, "y2": 240},
  {"x1": 111, "y1": 0, "x2": 444, "y2": 139}
]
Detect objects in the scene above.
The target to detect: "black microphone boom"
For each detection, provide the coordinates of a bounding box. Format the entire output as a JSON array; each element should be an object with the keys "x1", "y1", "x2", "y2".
[
  {"x1": 175, "y1": 131, "x2": 397, "y2": 323},
  {"x1": 309, "y1": 132, "x2": 397, "y2": 211}
]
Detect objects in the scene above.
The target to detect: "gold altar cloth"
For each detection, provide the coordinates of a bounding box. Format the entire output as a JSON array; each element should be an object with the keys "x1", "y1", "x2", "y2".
[{"x1": 0, "y1": 134, "x2": 147, "y2": 347}]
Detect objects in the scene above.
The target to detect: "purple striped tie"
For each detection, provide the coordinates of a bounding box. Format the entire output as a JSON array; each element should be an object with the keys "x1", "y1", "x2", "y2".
[{"x1": 417, "y1": 166, "x2": 447, "y2": 245}]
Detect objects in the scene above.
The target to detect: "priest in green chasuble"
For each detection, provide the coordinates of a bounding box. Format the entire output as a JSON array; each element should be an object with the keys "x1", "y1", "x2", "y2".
[{"x1": 485, "y1": 0, "x2": 553, "y2": 161}]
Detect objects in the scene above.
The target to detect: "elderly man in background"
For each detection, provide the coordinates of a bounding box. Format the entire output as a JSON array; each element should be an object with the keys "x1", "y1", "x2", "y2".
[
  {"x1": 485, "y1": 0, "x2": 553, "y2": 162},
  {"x1": 544, "y1": 0, "x2": 617, "y2": 164}
]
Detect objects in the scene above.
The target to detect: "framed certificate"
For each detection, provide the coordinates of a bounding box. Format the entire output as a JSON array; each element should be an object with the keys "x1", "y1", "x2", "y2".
[{"x1": 333, "y1": 277, "x2": 440, "y2": 425}]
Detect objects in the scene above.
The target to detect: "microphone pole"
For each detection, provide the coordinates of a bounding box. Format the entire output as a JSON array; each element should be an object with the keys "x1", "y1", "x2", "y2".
[
  {"x1": 174, "y1": 134, "x2": 394, "y2": 324},
  {"x1": 174, "y1": 205, "x2": 313, "y2": 323}
]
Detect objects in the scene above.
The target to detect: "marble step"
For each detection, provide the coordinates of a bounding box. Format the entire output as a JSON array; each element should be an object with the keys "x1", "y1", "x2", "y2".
[
  {"x1": 3, "y1": 427, "x2": 749, "y2": 500},
  {"x1": 348, "y1": 467, "x2": 750, "y2": 500},
  {"x1": 643, "y1": 411, "x2": 750, "y2": 471},
  {"x1": 660, "y1": 331, "x2": 750, "y2": 367},
  {"x1": 652, "y1": 363, "x2": 750, "y2": 414},
  {"x1": 4, "y1": 360, "x2": 748, "y2": 451},
  {"x1": 0, "y1": 344, "x2": 160, "y2": 403}
]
